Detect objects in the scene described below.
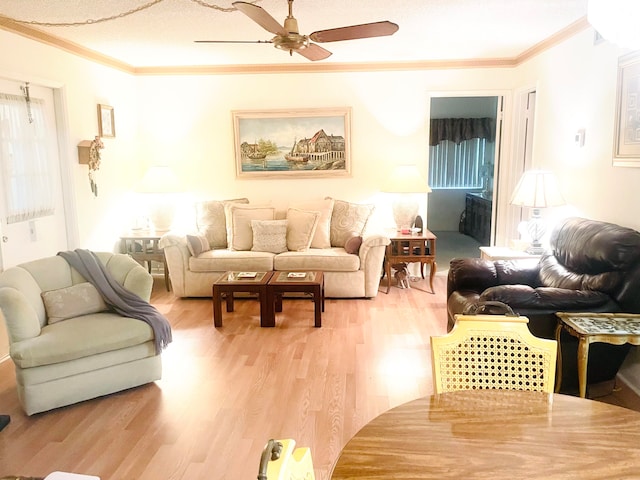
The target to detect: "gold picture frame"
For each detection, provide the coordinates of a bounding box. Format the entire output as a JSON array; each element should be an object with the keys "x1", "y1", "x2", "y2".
[
  {"x1": 233, "y1": 107, "x2": 351, "y2": 178},
  {"x1": 97, "y1": 104, "x2": 116, "y2": 138},
  {"x1": 613, "y1": 52, "x2": 640, "y2": 167}
]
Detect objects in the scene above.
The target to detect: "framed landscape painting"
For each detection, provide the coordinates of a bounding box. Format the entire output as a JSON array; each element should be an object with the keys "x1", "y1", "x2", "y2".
[{"x1": 233, "y1": 107, "x2": 351, "y2": 178}]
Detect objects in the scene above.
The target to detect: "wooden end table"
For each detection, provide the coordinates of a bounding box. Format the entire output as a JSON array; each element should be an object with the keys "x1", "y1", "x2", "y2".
[
  {"x1": 555, "y1": 312, "x2": 640, "y2": 398},
  {"x1": 384, "y1": 230, "x2": 437, "y2": 293},
  {"x1": 212, "y1": 271, "x2": 274, "y2": 327},
  {"x1": 120, "y1": 231, "x2": 170, "y2": 291},
  {"x1": 267, "y1": 271, "x2": 324, "y2": 327}
]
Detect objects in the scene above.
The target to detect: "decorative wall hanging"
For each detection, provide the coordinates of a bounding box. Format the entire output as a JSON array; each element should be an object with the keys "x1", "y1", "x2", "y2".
[
  {"x1": 613, "y1": 51, "x2": 640, "y2": 167},
  {"x1": 97, "y1": 104, "x2": 115, "y2": 138},
  {"x1": 78, "y1": 136, "x2": 104, "y2": 196},
  {"x1": 233, "y1": 107, "x2": 351, "y2": 178}
]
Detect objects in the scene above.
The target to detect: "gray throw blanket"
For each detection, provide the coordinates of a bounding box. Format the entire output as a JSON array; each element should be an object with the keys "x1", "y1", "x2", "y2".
[{"x1": 58, "y1": 249, "x2": 172, "y2": 353}]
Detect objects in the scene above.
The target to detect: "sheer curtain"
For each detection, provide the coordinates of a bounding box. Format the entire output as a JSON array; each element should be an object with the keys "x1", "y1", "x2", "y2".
[{"x1": 0, "y1": 92, "x2": 55, "y2": 224}]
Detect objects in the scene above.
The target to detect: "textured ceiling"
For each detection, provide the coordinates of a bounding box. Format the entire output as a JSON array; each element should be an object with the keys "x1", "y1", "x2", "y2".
[{"x1": 0, "y1": 0, "x2": 589, "y2": 68}]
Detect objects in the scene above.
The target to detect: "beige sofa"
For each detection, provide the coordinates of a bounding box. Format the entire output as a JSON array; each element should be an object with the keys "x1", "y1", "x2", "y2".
[
  {"x1": 0, "y1": 252, "x2": 162, "y2": 415},
  {"x1": 160, "y1": 198, "x2": 390, "y2": 298}
]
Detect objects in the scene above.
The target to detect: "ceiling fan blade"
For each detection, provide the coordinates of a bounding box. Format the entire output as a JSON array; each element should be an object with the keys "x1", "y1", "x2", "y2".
[
  {"x1": 195, "y1": 40, "x2": 272, "y2": 44},
  {"x1": 309, "y1": 21, "x2": 399, "y2": 43},
  {"x1": 232, "y1": 1, "x2": 287, "y2": 36},
  {"x1": 296, "y1": 43, "x2": 332, "y2": 61}
]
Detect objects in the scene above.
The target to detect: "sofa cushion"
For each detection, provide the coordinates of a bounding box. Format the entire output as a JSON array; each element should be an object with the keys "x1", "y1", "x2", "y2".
[
  {"x1": 286, "y1": 208, "x2": 320, "y2": 252},
  {"x1": 196, "y1": 198, "x2": 249, "y2": 248},
  {"x1": 251, "y1": 219, "x2": 288, "y2": 254},
  {"x1": 275, "y1": 248, "x2": 360, "y2": 272},
  {"x1": 186, "y1": 234, "x2": 211, "y2": 257},
  {"x1": 10, "y1": 313, "x2": 155, "y2": 368},
  {"x1": 327, "y1": 198, "x2": 375, "y2": 247},
  {"x1": 225, "y1": 204, "x2": 276, "y2": 251},
  {"x1": 291, "y1": 198, "x2": 334, "y2": 248},
  {"x1": 41, "y1": 282, "x2": 108, "y2": 325},
  {"x1": 189, "y1": 249, "x2": 275, "y2": 272}
]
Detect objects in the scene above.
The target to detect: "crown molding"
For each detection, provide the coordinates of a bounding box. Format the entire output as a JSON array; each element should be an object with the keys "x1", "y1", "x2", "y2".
[{"x1": 0, "y1": 14, "x2": 590, "y2": 76}]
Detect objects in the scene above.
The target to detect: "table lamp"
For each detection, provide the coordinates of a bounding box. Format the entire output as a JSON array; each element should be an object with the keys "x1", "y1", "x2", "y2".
[
  {"x1": 136, "y1": 165, "x2": 181, "y2": 232},
  {"x1": 382, "y1": 164, "x2": 432, "y2": 232},
  {"x1": 509, "y1": 170, "x2": 565, "y2": 254}
]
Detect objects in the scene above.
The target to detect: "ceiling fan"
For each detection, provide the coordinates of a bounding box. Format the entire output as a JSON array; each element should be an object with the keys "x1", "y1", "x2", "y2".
[{"x1": 195, "y1": 0, "x2": 399, "y2": 61}]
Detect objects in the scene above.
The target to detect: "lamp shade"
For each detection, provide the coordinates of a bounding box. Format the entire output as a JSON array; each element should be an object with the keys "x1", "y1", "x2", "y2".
[
  {"x1": 588, "y1": 0, "x2": 640, "y2": 48},
  {"x1": 382, "y1": 165, "x2": 432, "y2": 193},
  {"x1": 136, "y1": 166, "x2": 181, "y2": 194},
  {"x1": 509, "y1": 170, "x2": 565, "y2": 209}
]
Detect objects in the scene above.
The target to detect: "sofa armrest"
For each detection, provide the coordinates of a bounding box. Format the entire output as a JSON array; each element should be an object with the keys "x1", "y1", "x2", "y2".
[
  {"x1": 0, "y1": 287, "x2": 41, "y2": 343},
  {"x1": 447, "y1": 257, "x2": 541, "y2": 298},
  {"x1": 359, "y1": 234, "x2": 391, "y2": 297},
  {"x1": 159, "y1": 234, "x2": 191, "y2": 297}
]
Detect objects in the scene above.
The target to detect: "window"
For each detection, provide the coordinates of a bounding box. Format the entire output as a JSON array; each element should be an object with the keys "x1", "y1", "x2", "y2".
[
  {"x1": 0, "y1": 92, "x2": 55, "y2": 223},
  {"x1": 429, "y1": 138, "x2": 494, "y2": 189},
  {"x1": 428, "y1": 117, "x2": 495, "y2": 189}
]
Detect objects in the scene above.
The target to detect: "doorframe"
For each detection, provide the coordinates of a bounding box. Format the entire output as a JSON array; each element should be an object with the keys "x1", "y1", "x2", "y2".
[
  {"x1": 499, "y1": 84, "x2": 538, "y2": 246},
  {"x1": 426, "y1": 89, "x2": 513, "y2": 246}
]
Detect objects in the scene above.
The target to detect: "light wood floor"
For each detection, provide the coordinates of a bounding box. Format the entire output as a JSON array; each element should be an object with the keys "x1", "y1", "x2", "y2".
[{"x1": 0, "y1": 275, "x2": 638, "y2": 479}]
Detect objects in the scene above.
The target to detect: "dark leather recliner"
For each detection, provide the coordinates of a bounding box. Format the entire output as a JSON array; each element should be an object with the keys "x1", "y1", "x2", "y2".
[{"x1": 447, "y1": 217, "x2": 640, "y2": 392}]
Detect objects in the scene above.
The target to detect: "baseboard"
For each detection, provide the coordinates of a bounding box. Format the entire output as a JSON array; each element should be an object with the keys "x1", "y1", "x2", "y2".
[{"x1": 615, "y1": 371, "x2": 640, "y2": 397}]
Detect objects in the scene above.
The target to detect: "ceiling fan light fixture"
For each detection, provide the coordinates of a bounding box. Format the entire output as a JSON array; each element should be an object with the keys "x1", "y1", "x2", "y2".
[{"x1": 273, "y1": 33, "x2": 309, "y2": 51}]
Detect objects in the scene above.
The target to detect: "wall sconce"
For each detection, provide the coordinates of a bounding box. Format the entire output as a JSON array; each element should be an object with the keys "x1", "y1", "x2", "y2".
[{"x1": 382, "y1": 164, "x2": 432, "y2": 231}]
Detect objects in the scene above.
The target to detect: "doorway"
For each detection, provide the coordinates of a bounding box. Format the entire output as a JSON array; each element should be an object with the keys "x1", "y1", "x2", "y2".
[
  {"x1": 0, "y1": 78, "x2": 70, "y2": 269},
  {"x1": 426, "y1": 94, "x2": 503, "y2": 270}
]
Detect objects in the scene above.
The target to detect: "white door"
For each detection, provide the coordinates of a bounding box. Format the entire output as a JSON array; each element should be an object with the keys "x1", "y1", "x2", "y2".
[{"x1": 0, "y1": 78, "x2": 68, "y2": 269}]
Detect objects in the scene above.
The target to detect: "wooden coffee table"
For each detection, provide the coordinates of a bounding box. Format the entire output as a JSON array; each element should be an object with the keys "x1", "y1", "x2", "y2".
[
  {"x1": 267, "y1": 271, "x2": 324, "y2": 327},
  {"x1": 212, "y1": 271, "x2": 274, "y2": 327}
]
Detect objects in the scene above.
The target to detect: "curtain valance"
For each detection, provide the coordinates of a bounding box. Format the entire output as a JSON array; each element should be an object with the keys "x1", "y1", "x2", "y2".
[{"x1": 429, "y1": 117, "x2": 495, "y2": 146}]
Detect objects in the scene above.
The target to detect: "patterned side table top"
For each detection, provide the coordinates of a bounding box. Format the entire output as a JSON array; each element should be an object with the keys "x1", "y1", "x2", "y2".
[{"x1": 556, "y1": 312, "x2": 640, "y2": 335}]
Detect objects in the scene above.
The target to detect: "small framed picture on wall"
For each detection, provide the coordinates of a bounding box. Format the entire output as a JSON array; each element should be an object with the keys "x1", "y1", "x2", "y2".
[{"x1": 97, "y1": 104, "x2": 115, "y2": 138}]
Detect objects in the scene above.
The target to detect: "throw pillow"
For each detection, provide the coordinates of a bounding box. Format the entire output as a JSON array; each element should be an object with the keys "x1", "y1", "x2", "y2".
[
  {"x1": 42, "y1": 282, "x2": 108, "y2": 325},
  {"x1": 327, "y1": 197, "x2": 375, "y2": 247},
  {"x1": 186, "y1": 234, "x2": 211, "y2": 257},
  {"x1": 225, "y1": 203, "x2": 276, "y2": 251},
  {"x1": 195, "y1": 198, "x2": 249, "y2": 248},
  {"x1": 251, "y1": 219, "x2": 288, "y2": 254},
  {"x1": 344, "y1": 233, "x2": 363, "y2": 255},
  {"x1": 291, "y1": 198, "x2": 334, "y2": 249},
  {"x1": 286, "y1": 208, "x2": 320, "y2": 252}
]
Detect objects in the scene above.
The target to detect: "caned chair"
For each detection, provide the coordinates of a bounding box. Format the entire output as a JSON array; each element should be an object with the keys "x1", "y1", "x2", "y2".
[
  {"x1": 257, "y1": 439, "x2": 315, "y2": 480},
  {"x1": 431, "y1": 312, "x2": 557, "y2": 394}
]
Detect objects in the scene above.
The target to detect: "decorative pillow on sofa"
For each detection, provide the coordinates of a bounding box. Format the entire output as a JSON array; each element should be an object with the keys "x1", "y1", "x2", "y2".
[
  {"x1": 195, "y1": 198, "x2": 249, "y2": 248},
  {"x1": 251, "y1": 219, "x2": 288, "y2": 254},
  {"x1": 326, "y1": 197, "x2": 375, "y2": 247},
  {"x1": 225, "y1": 204, "x2": 276, "y2": 251},
  {"x1": 42, "y1": 282, "x2": 108, "y2": 325},
  {"x1": 291, "y1": 198, "x2": 334, "y2": 249},
  {"x1": 344, "y1": 233, "x2": 363, "y2": 255},
  {"x1": 186, "y1": 234, "x2": 211, "y2": 257},
  {"x1": 286, "y1": 208, "x2": 320, "y2": 252}
]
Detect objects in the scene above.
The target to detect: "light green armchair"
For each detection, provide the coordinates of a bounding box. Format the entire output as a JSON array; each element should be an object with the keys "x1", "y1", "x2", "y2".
[{"x1": 0, "y1": 252, "x2": 162, "y2": 415}]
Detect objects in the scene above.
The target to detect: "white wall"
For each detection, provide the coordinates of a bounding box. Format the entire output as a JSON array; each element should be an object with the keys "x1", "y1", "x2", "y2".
[{"x1": 514, "y1": 28, "x2": 640, "y2": 231}]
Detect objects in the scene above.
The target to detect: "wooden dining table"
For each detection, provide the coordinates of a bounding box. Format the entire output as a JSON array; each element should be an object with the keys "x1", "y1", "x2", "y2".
[{"x1": 330, "y1": 389, "x2": 640, "y2": 479}]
